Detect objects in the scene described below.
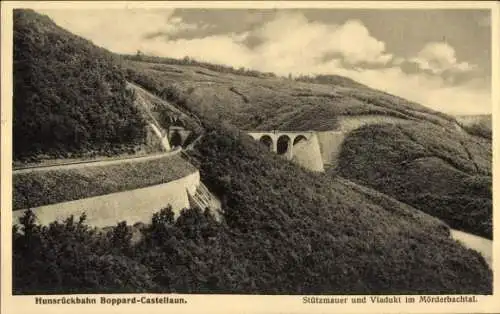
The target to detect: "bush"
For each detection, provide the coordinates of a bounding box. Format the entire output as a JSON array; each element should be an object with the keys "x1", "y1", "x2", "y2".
[{"x1": 13, "y1": 210, "x2": 157, "y2": 294}]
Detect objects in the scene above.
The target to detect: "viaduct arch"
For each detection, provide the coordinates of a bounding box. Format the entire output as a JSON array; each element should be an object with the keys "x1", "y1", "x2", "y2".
[{"x1": 247, "y1": 131, "x2": 315, "y2": 160}]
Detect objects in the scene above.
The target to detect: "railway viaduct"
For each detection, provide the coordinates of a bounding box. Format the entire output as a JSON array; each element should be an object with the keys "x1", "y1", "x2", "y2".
[{"x1": 247, "y1": 131, "x2": 316, "y2": 160}]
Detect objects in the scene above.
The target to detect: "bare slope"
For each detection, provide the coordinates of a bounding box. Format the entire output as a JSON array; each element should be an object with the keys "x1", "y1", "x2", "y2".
[{"x1": 127, "y1": 81, "x2": 203, "y2": 137}]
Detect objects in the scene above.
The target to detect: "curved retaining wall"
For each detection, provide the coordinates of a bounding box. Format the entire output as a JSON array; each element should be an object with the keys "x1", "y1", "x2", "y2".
[{"x1": 13, "y1": 171, "x2": 200, "y2": 228}]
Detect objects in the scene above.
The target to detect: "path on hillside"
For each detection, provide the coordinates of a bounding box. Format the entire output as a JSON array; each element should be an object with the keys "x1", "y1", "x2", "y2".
[
  {"x1": 13, "y1": 148, "x2": 182, "y2": 174},
  {"x1": 15, "y1": 82, "x2": 207, "y2": 174},
  {"x1": 127, "y1": 81, "x2": 203, "y2": 128},
  {"x1": 127, "y1": 81, "x2": 205, "y2": 151},
  {"x1": 450, "y1": 229, "x2": 492, "y2": 269}
]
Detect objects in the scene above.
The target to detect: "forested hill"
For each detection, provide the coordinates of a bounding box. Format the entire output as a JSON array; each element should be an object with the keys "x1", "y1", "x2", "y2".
[{"x1": 13, "y1": 9, "x2": 147, "y2": 161}]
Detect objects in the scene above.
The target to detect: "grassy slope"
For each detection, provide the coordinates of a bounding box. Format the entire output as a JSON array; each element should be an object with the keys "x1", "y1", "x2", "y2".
[
  {"x1": 337, "y1": 122, "x2": 492, "y2": 239},
  {"x1": 455, "y1": 114, "x2": 492, "y2": 139},
  {"x1": 184, "y1": 125, "x2": 491, "y2": 293},
  {"x1": 123, "y1": 57, "x2": 459, "y2": 132},
  {"x1": 13, "y1": 154, "x2": 196, "y2": 210},
  {"x1": 295, "y1": 74, "x2": 371, "y2": 89},
  {"x1": 13, "y1": 10, "x2": 147, "y2": 162}
]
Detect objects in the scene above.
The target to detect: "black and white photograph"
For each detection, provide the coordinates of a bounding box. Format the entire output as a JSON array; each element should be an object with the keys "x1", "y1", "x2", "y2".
[{"x1": 1, "y1": 1, "x2": 498, "y2": 313}]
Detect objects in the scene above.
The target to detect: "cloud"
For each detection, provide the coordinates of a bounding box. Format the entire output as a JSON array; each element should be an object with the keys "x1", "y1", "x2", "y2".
[
  {"x1": 143, "y1": 12, "x2": 392, "y2": 75},
  {"x1": 38, "y1": 9, "x2": 213, "y2": 52},
  {"x1": 409, "y1": 42, "x2": 476, "y2": 75},
  {"x1": 145, "y1": 34, "x2": 253, "y2": 67},
  {"x1": 144, "y1": 16, "x2": 214, "y2": 40},
  {"x1": 41, "y1": 10, "x2": 391, "y2": 72},
  {"x1": 39, "y1": 10, "x2": 490, "y2": 115},
  {"x1": 250, "y1": 13, "x2": 393, "y2": 67},
  {"x1": 338, "y1": 67, "x2": 491, "y2": 115},
  {"x1": 38, "y1": 9, "x2": 175, "y2": 53},
  {"x1": 477, "y1": 15, "x2": 491, "y2": 27}
]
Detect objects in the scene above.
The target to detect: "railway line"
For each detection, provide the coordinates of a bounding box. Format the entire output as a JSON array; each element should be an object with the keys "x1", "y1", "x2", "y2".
[{"x1": 13, "y1": 147, "x2": 182, "y2": 174}]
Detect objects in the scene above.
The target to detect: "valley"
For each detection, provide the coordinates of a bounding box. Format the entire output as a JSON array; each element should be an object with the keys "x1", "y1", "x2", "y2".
[{"x1": 10, "y1": 9, "x2": 493, "y2": 295}]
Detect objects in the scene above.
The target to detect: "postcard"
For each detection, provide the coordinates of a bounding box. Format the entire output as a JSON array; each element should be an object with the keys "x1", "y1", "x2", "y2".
[{"x1": 1, "y1": 1, "x2": 498, "y2": 313}]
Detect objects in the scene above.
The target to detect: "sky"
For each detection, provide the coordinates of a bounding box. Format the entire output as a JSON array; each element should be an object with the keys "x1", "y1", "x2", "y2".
[{"x1": 37, "y1": 8, "x2": 493, "y2": 115}]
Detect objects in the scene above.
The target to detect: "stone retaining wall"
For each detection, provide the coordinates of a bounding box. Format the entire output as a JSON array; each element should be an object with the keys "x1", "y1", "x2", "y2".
[{"x1": 13, "y1": 171, "x2": 201, "y2": 228}]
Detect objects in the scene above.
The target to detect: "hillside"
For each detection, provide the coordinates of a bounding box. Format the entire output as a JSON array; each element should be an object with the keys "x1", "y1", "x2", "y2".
[
  {"x1": 337, "y1": 122, "x2": 492, "y2": 239},
  {"x1": 126, "y1": 81, "x2": 203, "y2": 138},
  {"x1": 183, "y1": 126, "x2": 491, "y2": 294},
  {"x1": 294, "y1": 74, "x2": 371, "y2": 90},
  {"x1": 11, "y1": 10, "x2": 493, "y2": 295},
  {"x1": 13, "y1": 126, "x2": 493, "y2": 294},
  {"x1": 13, "y1": 9, "x2": 148, "y2": 162},
  {"x1": 455, "y1": 114, "x2": 492, "y2": 139},
  {"x1": 123, "y1": 55, "x2": 460, "y2": 132},
  {"x1": 123, "y1": 54, "x2": 492, "y2": 241}
]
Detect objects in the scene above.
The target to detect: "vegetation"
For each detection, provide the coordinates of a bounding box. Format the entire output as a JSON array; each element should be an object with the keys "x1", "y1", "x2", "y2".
[
  {"x1": 13, "y1": 127, "x2": 493, "y2": 294},
  {"x1": 13, "y1": 209, "x2": 158, "y2": 294},
  {"x1": 295, "y1": 74, "x2": 370, "y2": 89},
  {"x1": 337, "y1": 122, "x2": 492, "y2": 239},
  {"x1": 124, "y1": 71, "x2": 203, "y2": 135},
  {"x1": 123, "y1": 55, "x2": 459, "y2": 132},
  {"x1": 456, "y1": 115, "x2": 492, "y2": 139},
  {"x1": 184, "y1": 125, "x2": 491, "y2": 294},
  {"x1": 124, "y1": 54, "x2": 490, "y2": 248},
  {"x1": 125, "y1": 53, "x2": 278, "y2": 79},
  {"x1": 13, "y1": 154, "x2": 196, "y2": 210},
  {"x1": 13, "y1": 10, "x2": 147, "y2": 162}
]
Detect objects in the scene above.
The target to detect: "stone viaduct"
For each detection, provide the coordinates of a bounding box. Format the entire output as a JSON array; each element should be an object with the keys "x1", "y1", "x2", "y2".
[
  {"x1": 247, "y1": 131, "x2": 316, "y2": 160},
  {"x1": 246, "y1": 115, "x2": 410, "y2": 170},
  {"x1": 247, "y1": 130, "x2": 346, "y2": 172}
]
